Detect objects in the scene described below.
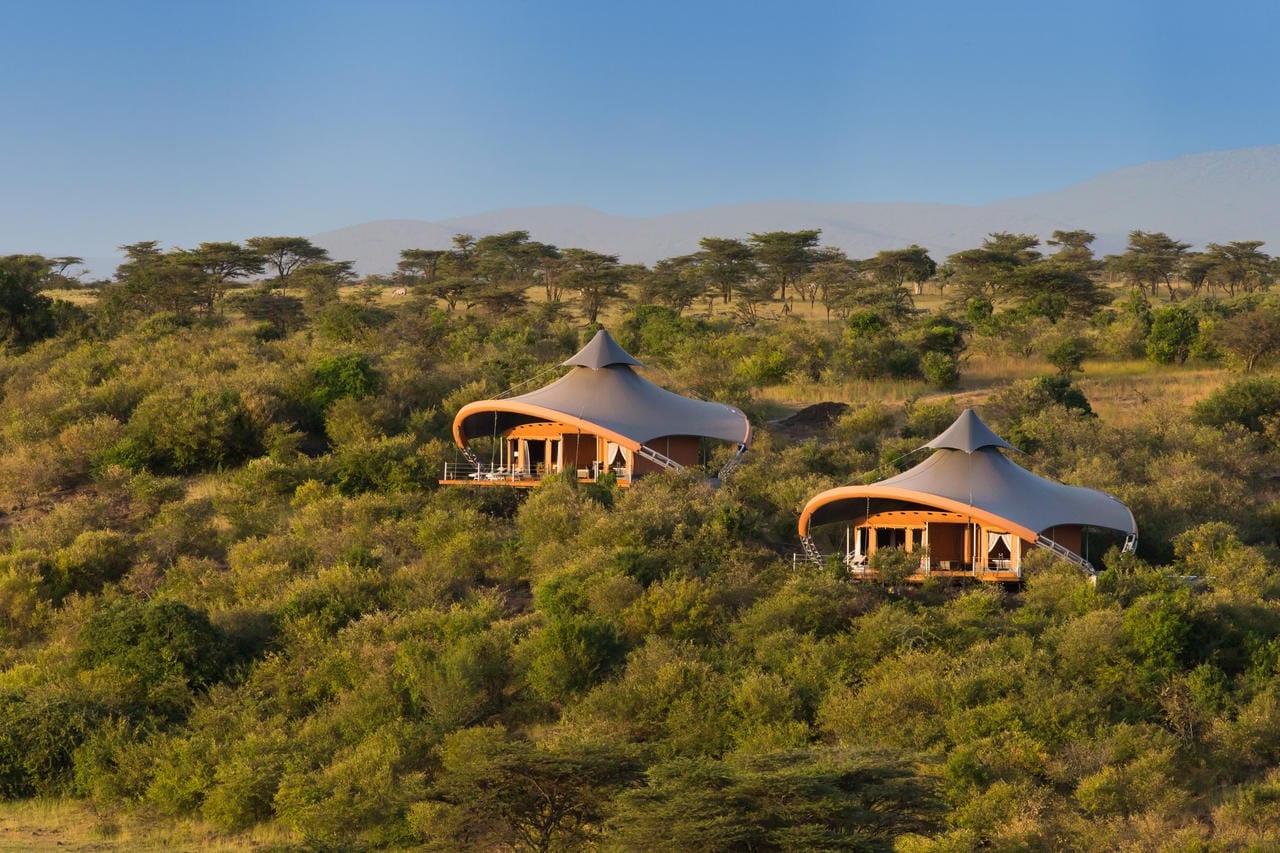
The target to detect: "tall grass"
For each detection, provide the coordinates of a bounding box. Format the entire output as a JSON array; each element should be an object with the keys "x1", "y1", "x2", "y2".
[{"x1": 0, "y1": 798, "x2": 296, "y2": 852}]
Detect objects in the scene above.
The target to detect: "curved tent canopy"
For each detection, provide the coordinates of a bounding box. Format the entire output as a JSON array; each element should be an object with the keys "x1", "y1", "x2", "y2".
[
  {"x1": 799, "y1": 409, "x2": 1136, "y2": 542},
  {"x1": 453, "y1": 330, "x2": 752, "y2": 452}
]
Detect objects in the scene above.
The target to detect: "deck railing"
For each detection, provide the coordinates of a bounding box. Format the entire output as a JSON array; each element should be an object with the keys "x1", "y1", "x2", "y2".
[
  {"x1": 441, "y1": 461, "x2": 631, "y2": 485},
  {"x1": 842, "y1": 556, "x2": 1022, "y2": 578}
]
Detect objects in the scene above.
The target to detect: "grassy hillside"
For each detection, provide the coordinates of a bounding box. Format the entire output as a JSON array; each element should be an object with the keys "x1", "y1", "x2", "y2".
[{"x1": 2, "y1": 276, "x2": 1280, "y2": 850}]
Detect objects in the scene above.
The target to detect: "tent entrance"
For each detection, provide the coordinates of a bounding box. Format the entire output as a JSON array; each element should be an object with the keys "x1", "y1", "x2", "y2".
[{"x1": 927, "y1": 523, "x2": 967, "y2": 571}]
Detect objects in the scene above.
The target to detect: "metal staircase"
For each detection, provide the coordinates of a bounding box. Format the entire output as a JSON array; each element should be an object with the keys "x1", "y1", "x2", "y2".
[
  {"x1": 1035, "y1": 534, "x2": 1096, "y2": 575},
  {"x1": 635, "y1": 444, "x2": 683, "y2": 471},
  {"x1": 799, "y1": 535, "x2": 824, "y2": 565},
  {"x1": 717, "y1": 444, "x2": 748, "y2": 480}
]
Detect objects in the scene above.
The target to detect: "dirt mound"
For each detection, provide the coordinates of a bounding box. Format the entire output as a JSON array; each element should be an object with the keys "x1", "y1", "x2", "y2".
[{"x1": 772, "y1": 402, "x2": 849, "y2": 439}]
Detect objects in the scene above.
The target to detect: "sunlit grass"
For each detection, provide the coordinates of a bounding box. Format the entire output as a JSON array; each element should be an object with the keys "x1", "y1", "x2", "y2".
[{"x1": 0, "y1": 798, "x2": 296, "y2": 852}]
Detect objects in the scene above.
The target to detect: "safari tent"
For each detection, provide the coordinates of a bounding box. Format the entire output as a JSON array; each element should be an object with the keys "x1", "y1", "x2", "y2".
[
  {"x1": 442, "y1": 330, "x2": 751, "y2": 487},
  {"x1": 797, "y1": 409, "x2": 1137, "y2": 580}
]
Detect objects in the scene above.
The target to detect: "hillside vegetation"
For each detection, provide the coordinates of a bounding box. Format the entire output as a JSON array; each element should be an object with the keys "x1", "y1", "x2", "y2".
[{"x1": 4, "y1": 228, "x2": 1280, "y2": 850}]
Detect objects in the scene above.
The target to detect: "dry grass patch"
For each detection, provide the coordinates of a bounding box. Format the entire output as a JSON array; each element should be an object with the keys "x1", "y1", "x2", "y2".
[{"x1": 0, "y1": 799, "x2": 294, "y2": 852}]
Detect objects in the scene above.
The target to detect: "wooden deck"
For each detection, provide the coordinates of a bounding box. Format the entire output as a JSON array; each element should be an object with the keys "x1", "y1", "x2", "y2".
[
  {"x1": 440, "y1": 462, "x2": 632, "y2": 488},
  {"x1": 845, "y1": 563, "x2": 1022, "y2": 583}
]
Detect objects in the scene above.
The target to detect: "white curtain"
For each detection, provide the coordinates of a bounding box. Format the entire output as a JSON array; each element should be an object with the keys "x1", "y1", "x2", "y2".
[
  {"x1": 987, "y1": 532, "x2": 1012, "y2": 553},
  {"x1": 606, "y1": 442, "x2": 628, "y2": 467}
]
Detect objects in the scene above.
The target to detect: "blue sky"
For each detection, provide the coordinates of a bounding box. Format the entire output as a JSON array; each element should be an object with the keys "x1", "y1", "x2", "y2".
[{"x1": 4, "y1": 0, "x2": 1279, "y2": 257}]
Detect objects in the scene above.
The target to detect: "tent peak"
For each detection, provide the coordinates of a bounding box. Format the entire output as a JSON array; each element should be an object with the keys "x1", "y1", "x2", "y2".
[
  {"x1": 926, "y1": 408, "x2": 1019, "y2": 453},
  {"x1": 561, "y1": 329, "x2": 644, "y2": 370}
]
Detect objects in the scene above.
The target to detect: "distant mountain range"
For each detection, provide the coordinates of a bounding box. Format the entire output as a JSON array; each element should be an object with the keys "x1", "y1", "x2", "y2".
[
  {"x1": 307, "y1": 146, "x2": 1280, "y2": 275},
  {"x1": 70, "y1": 146, "x2": 1280, "y2": 279}
]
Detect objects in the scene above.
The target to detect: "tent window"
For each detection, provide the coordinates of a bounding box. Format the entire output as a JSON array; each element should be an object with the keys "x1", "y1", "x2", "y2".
[
  {"x1": 606, "y1": 442, "x2": 629, "y2": 468},
  {"x1": 987, "y1": 532, "x2": 1012, "y2": 559},
  {"x1": 876, "y1": 528, "x2": 905, "y2": 550}
]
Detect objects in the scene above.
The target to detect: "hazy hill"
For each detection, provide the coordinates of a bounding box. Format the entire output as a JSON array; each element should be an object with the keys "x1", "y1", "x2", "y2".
[{"x1": 311, "y1": 145, "x2": 1280, "y2": 273}]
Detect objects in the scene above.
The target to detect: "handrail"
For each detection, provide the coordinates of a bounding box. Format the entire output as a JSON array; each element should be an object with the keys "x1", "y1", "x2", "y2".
[
  {"x1": 1035, "y1": 534, "x2": 1096, "y2": 575},
  {"x1": 634, "y1": 444, "x2": 683, "y2": 471},
  {"x1": 718, "y1": 443, "x2": 747, "y2": 480},
  {"x1": 441, "y1": 461, "x2": 633, "y2": 484}
]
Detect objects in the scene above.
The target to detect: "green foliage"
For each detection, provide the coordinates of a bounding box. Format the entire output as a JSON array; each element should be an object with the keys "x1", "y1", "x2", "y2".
[
  {"x1": 869, "y1": 546, "x2": 917, "y2": 588},
  {"x1": 0, "y1": 691, "x2": 106, "y2": 798},
  {"x1": 8, "y1": 234, "x2": 1280, "y2": 849},
  {"x1": 0, "y1": 255, "x2": 63, "y2": 346},
  {"x1": 606, "y1": 748, "x2": 940, "y2": 852},
  {"x1": 1192, "y1": 376, "x2": 1280, "y2": 433},
  {"x1": 310, "y1": 352, "x2": 380, "y2": 411},
  {"x1": 109, "y1": 385, "x2": 261, "y2": 474},
  {"x1": 920, "y1": 352, "x2": 960, "y2": 389},
  {"x1": 526, "y1": 613, "x2": 627, "y2": 704},
  {"x1": 1146, "y1": 304, "x2": 1200, "y2": 364},
  {"x1": 982, "y1": 376, "x2": 1092, "y2": 450},
  {"x1": 1044, "y1": 335, "x2": 1094, "y2": 376},
  {"x1": 415, "y1": 726, "x2": 641, "y2": 852},
  {"x1": 76, "y1": 597, "x2": 231, "y2": 718}
]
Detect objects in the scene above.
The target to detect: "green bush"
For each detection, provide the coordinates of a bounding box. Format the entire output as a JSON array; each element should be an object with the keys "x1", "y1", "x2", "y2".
[
  {"x1": 311, "y1": 352, "x2": 380, "y2": 411},
  {"x1": 1146, "y1": 304, "x2": 1200, "y2": 365},
  {"x1": 75, "y1": 597, "x2": 232, "y2": 719},
  {"x1": 921, "y1": 351, "x2": 961, "y2": 389},
  {"x1": 1192, "y1": 376, "x2": 1280, "y2": 433},
  {"x1": 113, "y1": 385, "x2": 261, "y2": 474},
  {"x1": 0, "y1": 691, "x2": 107, "y2": 797}
]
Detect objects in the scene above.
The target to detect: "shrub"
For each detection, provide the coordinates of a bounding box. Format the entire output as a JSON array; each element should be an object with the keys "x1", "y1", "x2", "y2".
[
  {"x1": 1192, "y1": 376, "x2": 1280, "y2": 434},
  {"x1": 526, "y1": 614, "x2": 627, "y2": 704},
  {"x1": 311, "y1": 352, "x2": 380, "y2": 411},
  {"x1": 115, "y1": 385, "x2": 261, "y2": 474},
  {"x1": 1146, "y1": 305, "x2": 1199, "y2": 365},
  {"x1": 1044, "y1": 335, "x2": 1094, "y2": 376},
  {"x1": 921, "y1": 351, "x2": 961, "y2": 389},
  {"x1": 0, "y1": 691, "x2": 107, "y2": 797},
  {"x1": 76, "y1": 597, "x2": 231, "y2": 719}
]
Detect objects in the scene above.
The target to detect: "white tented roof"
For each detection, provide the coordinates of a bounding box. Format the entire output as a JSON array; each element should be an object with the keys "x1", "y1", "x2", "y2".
[
  {"x1": 455, "y1": 330, "x2": 751, "y2": 449},
  {"x1": 800, "y1": 409, "x2": 1136, "y2": 539}
]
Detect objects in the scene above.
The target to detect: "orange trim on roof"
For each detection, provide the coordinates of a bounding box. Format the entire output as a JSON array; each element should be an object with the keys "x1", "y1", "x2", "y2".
[
  {"x1": 797, "y1": 485, "x2": 1040, "y2": 543},
  {"x1": 453, "y1": 400, "x2": 644, "y2": 453}
]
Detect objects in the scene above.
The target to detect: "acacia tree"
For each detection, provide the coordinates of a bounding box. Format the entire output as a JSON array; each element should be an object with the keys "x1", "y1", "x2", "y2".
[
  {"x1": 748, "y1": 230, "x2": 821, "y2": 303},
  {"x1": 466, "y1": 231, "x2": 559, "y2": 316},
  {"x1": 946, "y1": 232, "x2": 1040, "y2": 305},
  {"x1": 863, "y1": 244, "x2": 937, "y2": 296},
  {"x1": 0, "y1": 255, "x2": 61, "y2": 346},
  {"x1": 638, "y1": 255, "x2": 703, "y2": 314},
  {"x1": 245, "y1": 236, "x2": 330, "y2": 289},
  {"x1": 396, "y1": 248, "x2": 449, "y2": 287},
  {"x1": 1045, "y1": 229, "x2": 1100, "y2": 272},
  {"x1": 1202, "y1": 241, "x2": 1273, "y2": 295},
  {"x1": 1215, "y1": 306, "x2": 1280, "y2": 372},
  {"x1": 1005, "y1": 263, "x2": 1111, "y2": 320},
  {"x1": 420, "y1": 727, "x2": 640, "y2": 852},
  {"x1": 427, "y1": 234, "x2": 479, "y2": 311},
  {"x1": 698, "y1": 237, "x2": 757, "y2": 304},
  {"x1": 607, "y1": 749, "x2": 939, "y2": 852},
  {"x1": 560, "y1": 248, "x2": 627, "y2": 323},
  {"x1": 104, "y1": 241, "x2": 208, "y2": 319},
  {"x1": 1106, "y1": 231, "x2": 1190, "y2": 301},
  {"x1": 294, "y1": 260, "x2": 356, "y2": 309},
  {"x1": 185, "y1": 241, "x2": 265, "y2": 312},
  {"x1": 810, "y1": 252, "x2": 861, "y2": 321}
]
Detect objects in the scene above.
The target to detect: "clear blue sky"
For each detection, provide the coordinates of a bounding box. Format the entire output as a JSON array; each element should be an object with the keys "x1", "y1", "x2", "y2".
[{"x1": 4, "y1": 0, "x2": 1278, "y2": 258}]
